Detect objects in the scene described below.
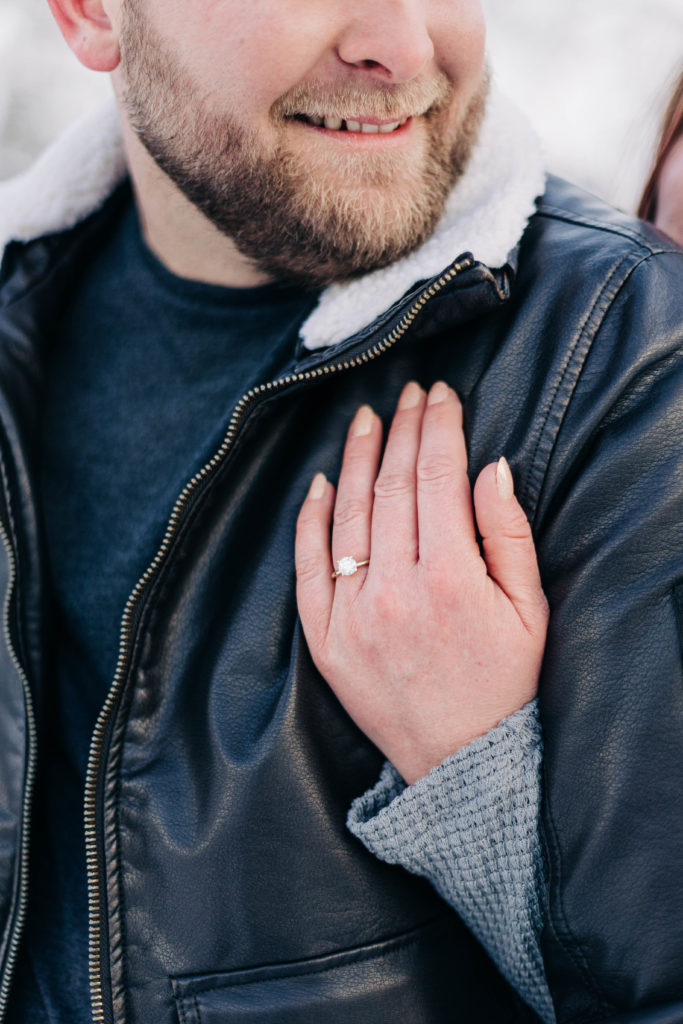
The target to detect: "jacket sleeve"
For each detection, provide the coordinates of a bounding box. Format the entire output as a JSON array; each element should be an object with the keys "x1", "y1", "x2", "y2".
[
  {"x1": 347, "y1": 700, "x2": 554, "y2": 1023},
  {"x1": 534, "y1": 248, "x2": 683, "y2": 1023}
]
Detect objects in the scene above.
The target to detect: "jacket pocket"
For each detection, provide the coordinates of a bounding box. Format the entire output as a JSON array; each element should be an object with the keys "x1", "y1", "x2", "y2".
[{"x1": 171, "y1": 915, "x2": 525, "y2": 1023}]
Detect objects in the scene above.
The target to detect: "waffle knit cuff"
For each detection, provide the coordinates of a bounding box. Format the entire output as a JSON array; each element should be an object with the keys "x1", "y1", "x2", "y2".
[{"x1": 347, "y1": 700, "x2": 555, "y2": 1023}]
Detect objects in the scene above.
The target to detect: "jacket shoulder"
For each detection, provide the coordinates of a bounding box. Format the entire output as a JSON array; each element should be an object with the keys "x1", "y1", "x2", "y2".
[
  {"x1": 502, "y1": 175, "x2": 682, "y2": 521},
  {"x1": 534, "y1": 174, "x2": 681, "y2": 255},
  {"x1": 516, "y1": 175, "x2": 683, "y2": 368}
]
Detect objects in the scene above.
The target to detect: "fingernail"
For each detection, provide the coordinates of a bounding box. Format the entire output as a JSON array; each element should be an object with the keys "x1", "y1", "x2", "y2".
[
  {"x1": 308, "y1": 472, "x2": 327, "y2": 500},
  {"x1": 427, "y1": 381, "x2": 451, "y2": 406},
  {"x1": 397, "y1": 381, "x2": 423, "y2": 410},
  {"x1": 352, "y1": 405, "x2": 375, "y2": 436},
  {"x1": 496, "y1": 457, "x2": 514, "y2": 500}
]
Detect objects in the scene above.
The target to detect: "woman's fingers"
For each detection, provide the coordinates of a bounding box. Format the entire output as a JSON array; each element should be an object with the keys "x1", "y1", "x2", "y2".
[
  {"x1": 370, "y1": 381, "x2": 426, "y2": 572},
  {"x1": 297, "y1": 384, "x2": 546, "y2": 649},
  {"x1": 296, "y1": 403, "x2": 383, "y2": 646},
  {"x1": 473, "y1": 458, "x2": 549, "y2": 636},
  {"x1": 416, "y1": 382, "x2": 478, "y2": 571},
  {"x1": 330, "y1": 404, "x2": 382, "y2": 598},
  {"x1": 295, "y1": 472, "x2": 336, "y2": 649}
]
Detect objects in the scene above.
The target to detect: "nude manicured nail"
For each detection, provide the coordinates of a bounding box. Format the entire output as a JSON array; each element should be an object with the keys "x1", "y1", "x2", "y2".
[
  {"x1": 352, "y1": 405, "x2": 375, "y2": 436},
  {"x1": 427, "y1": 381, "x2": 451, "y2": 405},
  {"x1": 308, "y1": 472, "x2": 327, "y2": 500},
  {"x1": 398, "y1": 381, "x2": 423, "y2": 410},
  {"x1": 496, "y1": 457, "x2": 514, "y2": 500}
]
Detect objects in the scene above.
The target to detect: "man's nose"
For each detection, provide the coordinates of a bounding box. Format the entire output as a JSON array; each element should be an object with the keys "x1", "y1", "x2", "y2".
[{"x1": 335, "y1": 0, "x2": 435, "y2": 83}]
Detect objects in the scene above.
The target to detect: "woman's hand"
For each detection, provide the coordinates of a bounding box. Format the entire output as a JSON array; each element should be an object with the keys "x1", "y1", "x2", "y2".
[{"x1": 295, "y1": 381, "x2": 548, "y2": 785}]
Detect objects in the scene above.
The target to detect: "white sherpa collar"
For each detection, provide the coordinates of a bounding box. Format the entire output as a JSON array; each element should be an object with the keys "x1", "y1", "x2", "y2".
[
  {"x1": 0, "y1": 98, "x2": 126, "y2": 248},
  {"x1": 0, "y1": 83, "x2": 544, "y2": 351}
]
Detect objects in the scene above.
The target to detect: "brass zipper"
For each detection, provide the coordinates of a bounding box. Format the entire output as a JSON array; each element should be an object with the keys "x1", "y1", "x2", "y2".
[
  {"x1": 84, "y1": 255, "x2": 473, "y2": 1024},
  {"x1": 0, "y1": 517, "x2": 38, "y2": 1021}
]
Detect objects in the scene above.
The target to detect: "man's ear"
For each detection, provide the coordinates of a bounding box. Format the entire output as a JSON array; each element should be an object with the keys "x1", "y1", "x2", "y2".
[{"x1": 46, "y1": 0, "x2": 121, "y2": 72}]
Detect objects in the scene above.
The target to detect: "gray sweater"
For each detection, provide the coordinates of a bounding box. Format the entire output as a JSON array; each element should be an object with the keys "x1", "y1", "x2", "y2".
[{"x1": 347, "y1": 700, "x2": 555, "y2": 1024}]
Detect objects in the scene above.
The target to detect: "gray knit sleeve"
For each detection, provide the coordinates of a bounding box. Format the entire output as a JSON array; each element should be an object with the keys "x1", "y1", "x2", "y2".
[{"x1": 346, "y1": 700, "x2": 555, "y2": 1024}]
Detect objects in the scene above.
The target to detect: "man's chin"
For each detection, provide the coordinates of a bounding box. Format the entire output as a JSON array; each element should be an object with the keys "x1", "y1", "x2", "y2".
[
  {"x1": 220, "y1": 147, "x2": 459, "y2": 287},
  {"x1": 228, "y1": 201, "x2": 444, "y2": 289}
]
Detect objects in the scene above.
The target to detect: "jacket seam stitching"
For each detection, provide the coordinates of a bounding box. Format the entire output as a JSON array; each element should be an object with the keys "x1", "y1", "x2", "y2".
[
  {"x1": 534, "y1": 202, "x2": 680, "y2": 254},
  {"x1": 109, "y1": 750, "x2": 129, "y2": 1020},
  {"x1": 522, "y1": 249, "x2": 650, "y2": 521},
  {"x1": 540, "y1": 770, "x2": 615, "y2": 1017},
  {"x1": 533, "y1": 251, "x2": 661, "y2": 1014},
  {"x1": 177, "y1": 929, "x2": 433, "y2": 995},
  {"x1": 177, "y1": 996, "x2": 189, "y2": 1024}
]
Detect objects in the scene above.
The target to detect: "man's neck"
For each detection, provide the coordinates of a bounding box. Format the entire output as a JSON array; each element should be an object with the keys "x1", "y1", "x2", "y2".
[{"x1": 121, "y1": 120, "x2": 273, "y2": 290}]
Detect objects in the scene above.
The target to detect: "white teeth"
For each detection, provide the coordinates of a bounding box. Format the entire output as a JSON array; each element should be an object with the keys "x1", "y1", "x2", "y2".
[{"x1": 302, "y1": 114, "x2": 407, "y2": 133}]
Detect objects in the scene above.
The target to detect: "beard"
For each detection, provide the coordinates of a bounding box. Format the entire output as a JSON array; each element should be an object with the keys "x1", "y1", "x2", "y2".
[{"x1": 120, "y1": 3, "x2": 489, "y2": 288}]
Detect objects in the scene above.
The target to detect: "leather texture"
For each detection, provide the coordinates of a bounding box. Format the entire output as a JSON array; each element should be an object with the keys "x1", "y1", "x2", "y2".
[
  {"x1": 0, "y1": 176, "x2": 681, "y2": 1023},
  {"x1": 170, "y1": 918, "x2": 510, "y2": 1023}
]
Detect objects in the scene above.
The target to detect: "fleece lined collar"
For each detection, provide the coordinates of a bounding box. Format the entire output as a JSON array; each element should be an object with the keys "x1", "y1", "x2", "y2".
[{"x1": 0, "y1": 84, "x2": 544, "y2": 351}]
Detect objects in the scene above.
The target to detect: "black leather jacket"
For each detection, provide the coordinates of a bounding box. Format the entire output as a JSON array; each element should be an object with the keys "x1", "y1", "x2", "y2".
[{"x1": 0, "y1": 176, "x2": 681, "y2": 1024}]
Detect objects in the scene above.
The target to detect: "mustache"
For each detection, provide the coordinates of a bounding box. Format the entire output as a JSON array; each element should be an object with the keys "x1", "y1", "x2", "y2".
[{"x1": 272, "y1": 73, "x2": 453, "y2": 122}]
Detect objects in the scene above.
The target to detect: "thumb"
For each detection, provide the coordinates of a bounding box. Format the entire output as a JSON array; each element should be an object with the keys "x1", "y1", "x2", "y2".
[{"x1": 473, "y1": 458, "x2": 548, "y2": 637}]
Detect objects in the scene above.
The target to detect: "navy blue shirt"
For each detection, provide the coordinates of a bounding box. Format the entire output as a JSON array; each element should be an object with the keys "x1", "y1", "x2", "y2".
[{"x1": 8, "y1": 188, "x2": 317, "y2": 1022}]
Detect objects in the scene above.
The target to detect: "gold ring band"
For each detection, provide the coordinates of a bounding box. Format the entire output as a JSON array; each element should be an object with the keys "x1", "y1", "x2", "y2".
[{"x1": 331, "y1": 557, "x2": 370, "y2": 579}]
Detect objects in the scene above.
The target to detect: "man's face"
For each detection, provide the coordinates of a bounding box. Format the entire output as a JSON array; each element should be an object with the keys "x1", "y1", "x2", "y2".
[{"x1": 120, "y1": 0, "x2": 488, "y2": 287}]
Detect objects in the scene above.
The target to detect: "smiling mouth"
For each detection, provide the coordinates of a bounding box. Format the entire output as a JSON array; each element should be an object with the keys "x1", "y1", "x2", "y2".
[{"x1": 292, "y1": 113, "x2": 410, "y2": 134}]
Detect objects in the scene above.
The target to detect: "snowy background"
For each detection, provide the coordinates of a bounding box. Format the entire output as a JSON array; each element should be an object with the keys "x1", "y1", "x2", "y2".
[{"x1": 1, "y1": 0, "x2": 682, "y2": 213}]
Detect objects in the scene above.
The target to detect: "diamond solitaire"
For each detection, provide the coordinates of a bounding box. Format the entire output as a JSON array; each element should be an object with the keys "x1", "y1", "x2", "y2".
[{"x1": 331, "y1": 557, "x2": 370, "y2": 579}]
